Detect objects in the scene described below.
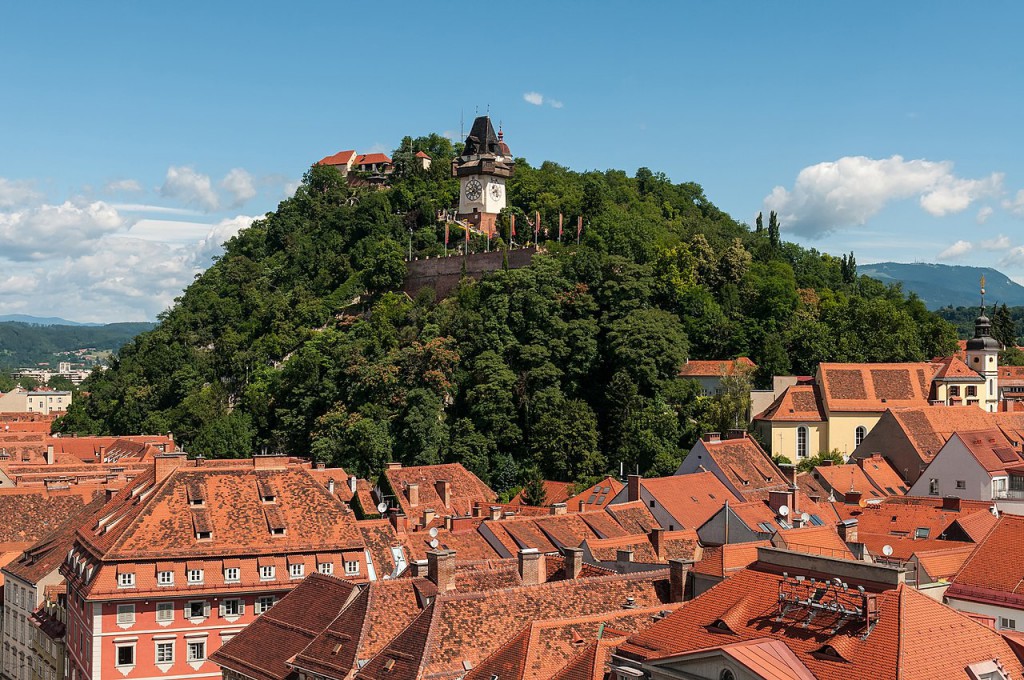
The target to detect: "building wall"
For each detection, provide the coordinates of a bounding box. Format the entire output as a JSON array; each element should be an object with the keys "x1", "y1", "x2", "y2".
[
  {"x1": 825, "y1": 412, "x2": 881, "y2": 458},
  {"x1": 946, "y1": 596, "x2": 1024, "y2": 631},
  {"x1": 851, "y1": 415, "x2": 929, "y2": 483},
  {"x1": 764, "y1": 422, "x2": 827, "y2": 461},
  {"x1": 1, "y1": 573, "x2": 62, "y2": 680},
  {"x1": 402, "y1": 247, "x2": 537, "y2": 300},
  {"x1": 906, "y1": 437, "x2": 993, "y2": 500}
]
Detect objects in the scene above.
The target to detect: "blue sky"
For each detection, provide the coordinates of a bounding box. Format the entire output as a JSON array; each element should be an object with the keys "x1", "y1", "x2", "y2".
[{"x1": 2, "y1": 2, "x2": 1023, "y2": 321}]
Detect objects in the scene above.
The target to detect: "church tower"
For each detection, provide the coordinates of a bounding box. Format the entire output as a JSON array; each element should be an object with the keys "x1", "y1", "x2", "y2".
[
  {"x1": 452, "y1": 116, "x2": 514, "y2": 236},
  {"x1": 965, "y1": 276, "x2": 1001, "y2": 412}
]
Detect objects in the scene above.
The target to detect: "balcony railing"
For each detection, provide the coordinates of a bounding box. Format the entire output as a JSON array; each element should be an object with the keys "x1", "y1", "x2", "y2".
[{"x1": 993, "y1": 489, "x2": 1024, "y2": 500}]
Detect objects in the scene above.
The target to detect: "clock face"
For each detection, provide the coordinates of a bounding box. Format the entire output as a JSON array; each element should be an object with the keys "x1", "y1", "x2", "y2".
[
  {"x1": 465, "y1": 179, "x2": 482, "y2": 201},
  {"x1": 489, "y1": 183, "x2": 503, "y2": 200}
]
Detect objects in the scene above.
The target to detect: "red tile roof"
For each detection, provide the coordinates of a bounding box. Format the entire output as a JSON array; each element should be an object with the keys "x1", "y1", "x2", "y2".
[
  {"x1": 691, "y1": 542, "x2": 769, "y2": 578},
  {"x1": 565, "y1": 476, "x2": 623, "y2": 512},
  {"x1": 677, "y1": 357, "x2": 756, "y2": 378},
  {"x1": 754, "y1": 384, "x2": 826, "y2": 422},
  {"x1": 817, "y1": 362, "x2": 936, "y2": 412},
  {"x1": 952, "y1": 428, "x2": 1024, "y2": 475},
  {"x1": 383, "y1": 463, "x2": 496, "y2": 527},
  {"x1": 619, "y1": 562, "x2": 1024, "y2": 680},
  {"x1": 602, "y1": 501, "x2": 659, "y2": 535},
  {"x1": 355, "y1": 153, "x2": 392, "y2": 166},
  {"x1": 856, "y1": 453, "x2": 909, "y2": 495},
  {"x1": 951, "y1": 508, "x2": 1000, "y2": 543},
  {"x1": 913, "y1": 544, "x2": 976, "y2": 582},
  {"x1": 882, "y1": 407, "x2": 1024, "y2": 467},
  {"x1": 948, "y1": 514, "x2": 1024, "y2": 609},
  {"x1": 507, "y1": 480, "x2": 574, "y2": 508},
  {"x1": 810, "y1": 464, "x2": 885, "y2": 500},
  {"x1": 772, "y1": 525, "x2": 855, "y2": 560},
  {"x1": 4, "y1": 495, "x2": 106, "y2": 585},
  {"x1": 932, "y1": 355, "x2": 983, "y2": 381},
  {"x1": 318, "y1": 150, "x2": 356, "y2": 166},
  {"x1": 638, "y1": 472, "x2": 736, "y2": 529},
  {"x1": 690, "y1": 436, "x2": 787, "y2": 500}
]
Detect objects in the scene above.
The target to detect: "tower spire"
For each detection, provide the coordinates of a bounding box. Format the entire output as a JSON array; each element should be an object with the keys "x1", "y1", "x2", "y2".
[{"x1": 980, "y1": 275, "x2": 987, "y2": 314}]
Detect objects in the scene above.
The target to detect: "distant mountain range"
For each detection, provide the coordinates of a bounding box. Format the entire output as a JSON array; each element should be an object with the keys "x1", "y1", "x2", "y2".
[
  {"x1": 0, "y1": 314, "x2": 104, "y2": 326},
  {"x1": 859, "y1": 262, "x2": 1024, "y2": 309}
]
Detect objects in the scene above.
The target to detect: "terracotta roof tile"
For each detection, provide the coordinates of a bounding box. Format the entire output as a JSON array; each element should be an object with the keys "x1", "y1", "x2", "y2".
[
  {"x1": 507, "y1": 480, "x2": 574, "y2": 508},
  {"x1": 948, "y1": 514, "x2": 1024, "y2": 608},
  {"x1": 318, "y1": 150, "x2": 356, "y2": 166},
  {"x1": 754, "y1": 384, "x2": 826, "y2": 422},
  {"x1": 913, "y1": 544, "x2": 976, "y2": 582},
  {"x1": 603, "y1": 501, "x2": 659, "y2": 534},
  {"x1": 565, "y1": 477, "x2": 623, "y2": 512},
  {"x1": 773, "y1": 525, "x2": 855, "y2": 560},
  {"x1": 4, "y1": 495, "x2": 106, "y2": 584},
  {"x1": 691, "y1": 542, "x2": 769, "y2": 578},
  {"x1": 953, "y1": 428, "x2": 1024, "y2": 475},
  {"x1": 635, "y1": 472, "x2": 736, "y2": 529},
  {"x1": 383, "y1": 463, "x2": 496, "y2": 527},
  {"x1": 810, "y1": 464, "x2": 885, "y2": 500},
  {"x1": 677, "y1": 357, "x2": 756, "y2": 378},
  {"x1": 884, "y1": 407, "x2": 1024, "y2": 467},
  {"x1": 817, "y1": 362, "x2": 936, "y2": 412},
  {"x1": 856, "y1": 454, "x2": 909, "y2": 495}
]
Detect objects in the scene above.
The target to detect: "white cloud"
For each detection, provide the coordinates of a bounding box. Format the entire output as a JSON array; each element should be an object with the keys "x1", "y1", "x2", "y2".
[
  {"x1": 764, "y1": 155, "x2": 1003, "y2": 237},
  {"x1": 1001, "y1": 247, "x2": 1024, "y2": 268},
  {"x1": 549, "y1": 99, "x2": 564, "y2": 109},
  {"x1": 103, "y1": 178, "x2": 143, "y2": 193},
  {"x1": 160, "y1": 166, "x2": 219, "y2": 211},
  {"x1": 0, "y1": 178, "x2": 43, "y2": 208},
  {"x1": 980, "y1": 234, "x2": 1011, "y2": 251},
  {"x1": 0, "y1": 200, "x2": 125, "y2": 261},
  {"x1": 976, "y1": 206, "x2": 994, "y2": 224},
  {"x1": 1003, "y1": 189, "x2": 1024, "y2": 216},
  {"x1": 523, "y1": 91, "x2": 544, "y2": 106},
  {"x1": 219, "y1": 168, "x2": 256, "y2": 208},
  {"x1": 937, "y1": 240, "x2": 973, "y2": 261},
  {"x1": 111, "y1": 203, "x2": 203, "y2": 216},
  {"x1": 283, "y1": 179, "x2": 301, "y2": 198}
]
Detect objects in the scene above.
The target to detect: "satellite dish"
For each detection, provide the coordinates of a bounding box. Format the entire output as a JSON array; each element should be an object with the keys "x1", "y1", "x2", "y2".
[
  {"x1": 800, "y1": 512, "x2": 810, "y2": 523},
  {"x1": 778, "y1": 505, "x2": 790, "y2": 517},
  {"x1": 429, "y1": 527, "x2": 439, "y2": 538},
  {"x1": 429, "y1": 539, "x2": 439, "y2": 548},
  {"x1": 377, "y1": 502, "x2": 388, "y2": 514},
  {"x1": 882, "y1": 545, "x2": 894, "y2": 557}
]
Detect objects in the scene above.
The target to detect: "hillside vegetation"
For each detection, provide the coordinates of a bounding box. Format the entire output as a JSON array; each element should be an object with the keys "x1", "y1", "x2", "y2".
[
  {"x1": 56, "y1": 134, "x2": 958, "y2": 491},
  {"x1": 0, "y1": 321, "x2": 154, "y2": 370},
  {"x1": 860, "y1": 262, "x2": 1024, "y2": 309}
]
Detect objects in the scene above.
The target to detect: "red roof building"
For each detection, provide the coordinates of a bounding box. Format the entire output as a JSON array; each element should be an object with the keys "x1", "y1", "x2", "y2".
[
  {"x1": 610, "y1": 471, "x2": 737, "y2": 532},
  {"x1": 947, "y1": 514, "x2": 1024, "y2": 632},
  {"x1": 675, "y1": 432, "x2": 788, "y2": 501}
]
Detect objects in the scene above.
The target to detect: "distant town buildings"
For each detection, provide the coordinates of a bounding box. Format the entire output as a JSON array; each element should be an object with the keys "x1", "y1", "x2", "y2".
[{"x1": 0, "y1": 390, "x2": 72, "y2": 415}]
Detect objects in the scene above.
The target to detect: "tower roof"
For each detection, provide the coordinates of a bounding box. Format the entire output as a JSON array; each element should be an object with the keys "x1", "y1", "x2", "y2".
[{"x1": 462, "y1": 116, "x2": 503, "y2": 157}]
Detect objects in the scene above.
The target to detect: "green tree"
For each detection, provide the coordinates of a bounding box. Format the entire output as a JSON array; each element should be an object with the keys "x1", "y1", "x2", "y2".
[
  {"x1": 521, "y1": 467, "x2": 548, "y2": 506},
  {"x1": 530, "y1": 398, "x2": 603, "y2": 481},
  {"x1": 993, "y1": 303, "x2": 1016, "y2": 348},
  {"x1": 606, "y1": 308, "x2": 689, "y2": 394}
]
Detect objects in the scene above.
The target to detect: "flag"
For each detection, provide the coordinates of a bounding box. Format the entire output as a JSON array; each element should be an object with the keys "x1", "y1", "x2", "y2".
[
  {"x1": 510, "y1": 213, "x2": 516, "y2": 237},
  {"x1": 444, "y1": 222, "x2": 449, "y2": 247},
  {"x1": 535, "y1": 211, "x2": 540, "y2": 243},
  {"x1": 465, "y1": 224, "x2": 470, "y2": 244},
  {"x1": 577, "y1": 215, "x2": 583, "y2": 239},
  {"x1": 558, "y1": 213, "x2": 563, "y2": 240}
]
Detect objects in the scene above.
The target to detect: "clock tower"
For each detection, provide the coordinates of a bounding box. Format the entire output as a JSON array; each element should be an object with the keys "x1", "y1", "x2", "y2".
[{"x1": 452, "y1": 116, "x2": 514, "y2": 236}]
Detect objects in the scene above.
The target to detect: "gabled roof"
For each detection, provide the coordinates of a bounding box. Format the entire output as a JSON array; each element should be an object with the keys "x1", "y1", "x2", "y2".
[
  {"x1": 951, "y1": 429, "x2": 1024, "y2": 476},
  {"x1": 602, "y1": 501, "x2": 659, "y2": 535},
  {"x1": 355, "y1": 153, "x2": 392, "y2": 166},
  {"x1": 507, "y1": 480, "x2": 574, "y2": 508},
  {"x1": 619, "y1": 563, "x2": 1024, "y2": 680},
  {"x1": 691, "y1": 542, "x2": 769, "y2": 579},
  {"x1": 383, "y1": 463, "x2": 496, "y2": 527},
  {"x1": 880, "y1": 407, "x2": 1024, "y2": 467},
  {"x1": 0, "y1": 488, "x2": 98, "y2": 547},
  {"x1": 772, "y1": 525, "x2": 855, "y2": 560},
  {"x1": 690, "y1": 435, "x2": 787, "y2": 500},
  {"x1": 677, "y1": 357, "x2": 756, "y2": 378},
  {"x1": 912, "y1": 545, "x2": 976, "y2": 582},
  {"x1": 583, "y1": 530, "x2": 700, "y2": 564},
  {"x1": 817, "y1": 362, "x2": 936, "y2": 412},
  {"x1": 4, "y1": 495, "x2": 106, "y2": 585},
  {"x1": 638, "y1": 472, "x2": 735, "y2": 529},
  {"x1": 950, "y1": 508, "x2": 999, "y2": 543},
  {"x1": 931, "y1": 355, "x2": 984, "y2": 381},
  {"x1": 565, "y1": 476, "x2": 623, "y2": 512},
  {"x1": 754, "y1": 383, "x2": 826, "y2": 422},
  {"x1": 948, "y1": 514, "x2": 1024, "y2": 609},
  {"x1": 318, "y1": 150, "x2": 356, "y2": 166},
  {"x1": 810, "y1": 464, "x2": 884, "y2": 499},
  {"x1": 856, "y1": 453, "x2": 909, "y2": 495}
]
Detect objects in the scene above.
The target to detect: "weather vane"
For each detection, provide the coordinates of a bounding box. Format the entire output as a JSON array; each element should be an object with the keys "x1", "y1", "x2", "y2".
[{"x1": 981, "y1": 275, "x2": 986, "y2": 310}]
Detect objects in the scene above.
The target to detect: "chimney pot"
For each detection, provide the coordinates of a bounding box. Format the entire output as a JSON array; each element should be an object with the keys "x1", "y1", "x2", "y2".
[
  {"x1": 388, "y1": 508, "x2": 409, "y2": 533},
  {"x1": 845, "y1": 489, "x2": 863, "y2": 506},
  {"x1": 489, "y1": 505, "x2": 502, "y2": 521},
  {"x1": 408, "y1": 483, "x2": 420, "y2": 507},
  {"x1": 349, "y1": 475, "x2": 357, "y2": 494},
  {"x1": 703, "y1": 432, "x2": 722, "y2": 442},
  {"x1": 551, "y1": 502, "x2": 567, "y2": 516},
  {"x1": 434, "y1": 479, "x2": 451, "y2": 508},
  {"x1": 426, "y1": 550, "x2": 456, "y2": 591},
  {"x1": 411, "y1": 559, "x2": 428, "y2": 578},
  {"x1": 328, "y1": 478, "x2": 335, "y2": 495},
  {"x1": 616, "y1": 548, "x2": 634, "y2": 569},
  {"x1": 838, "y1": 518, "x2": 859, "y2": 543},
  {"x1": 650, "y1": 527, "x2": 665, "y2": 560},
  {"x1": 387, "y1": 462, "x2": 402, "y2": 470},
  {"x1": 627, "y1": 474, "x2": 642, "y2": 503},
  {"x1": 669, "y1": 559, "x2": 689, "y2": 603},
  {"x1": 942, "y1": 495, "x2": 962, "y2": 512}
]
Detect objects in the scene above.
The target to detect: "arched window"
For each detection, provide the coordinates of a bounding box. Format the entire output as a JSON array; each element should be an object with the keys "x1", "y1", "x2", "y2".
[
  {"x1": 797, "y1": 426, "x2": 808, "y2": 459},
  {"x1": 720, "y1": 670, "x2": 737, "y2": 680},
  {"x1": 855, "y1": 426, "x2": 867, "y2": 448}
]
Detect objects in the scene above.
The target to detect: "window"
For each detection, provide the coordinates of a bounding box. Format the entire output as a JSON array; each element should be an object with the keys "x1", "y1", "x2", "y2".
[
  {"x1": 289, "y1": 563, "x2": 304, "y2": 579},
  {"x1": 196, "y1": 531, "x2": 212, "y2": 541},
  {"x1": 156, "y1": 602, "x2": 174, "y2": 623},
  {"x1": 344, "y1": 560, "x2": 360, "y2": 576},
  {"x1": 116, "y1": 644, "x2": 135, "y2": 667},
  {"x1": 188, "y1": 601, "x2": 207, "y2": 620},
  {"x1": 956, "y1": 480, "x2": 967, "y2": 489},
  {"x1": 855, "y1": 426, "x2": 867, "y2": 448},
  {"x1": 221, "y1": 599, "x2": 243, "y2": 617},
  {"x1": 155, "y1": 642, "x2": 174, "y2": 664},
  {"x1": 929, "y1": 478, "x2": 939, "y2": 496},
  {"x1": 796, "y1": 426, "x2": 808, "y2": 459},
  {"x1": 914, "y1": 527, "x2": 930, "y2": 539},
  {"x1": 117, "y1": 572, "x2": 135, "y2": 588},
  {"x1": 224, "y1": 567, "x2": 240, "y2": 583},
  {"x1": 648, "y1": 499, "x2": 655, "y2": 508},
  {"x1": 950, "y1": 385, "x2": 960, "y2": 397},
  {"x1": 255, "y1": 596, "x2": 275, "y2": 614},
  {"x1": 116, "y1": 604, "x2": 135, "y2": 625},
  {"x1": 967, "y1": 385, "x2": 978, "y2": 397},
  {"x1": 157, "y1": 570, "x2": 174, "y2": 586},
  {"x1": 1001, "y1": 617, "x2": 1017, "y2": 630},
  {"x1": 259, "y1": 565, "x2": 275, "y2": 581},
  {"x1": 187, "y1": 569, "x2": 204, "y2": 584},
  {"x1": 318, "y1": 562, "x2": 334, "y2": 575},
  {"x1": 187, "y1": 641, "x2": 206, "y2": 662}
]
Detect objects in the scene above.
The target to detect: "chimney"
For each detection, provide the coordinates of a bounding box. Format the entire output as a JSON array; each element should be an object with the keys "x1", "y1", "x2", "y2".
[
  {"x1": 838, "y1": 518, "x2": 859, "y2": 543},
  {"x1": 472, "y1": 502, "x2": 482, "y2": 518},
  {"x1": 489, "y1": 506, "x2": 502, "y2": 521},
  {"x1": 387, "y1": 462, "x2": 402, "y2": 470},
  {"x1": 518, "y1": 548, "x2": 545, "y2": 586},
  {"x1": 779, "y1": 464, "x2": 798, "y2": 487},
  {"x1": 435, "y1": 479, "x2": 451, "y2": 508},
  {"x1": 703, "y1": 432, "x2": 722, "y2": 443},
  {"x1": 616, "y1": 549, "x2": 634, "y2": 571},
  {"x1": 407, "y1": 483, "x2": 419, "y2": 507},
  {"x1": 154, "y1": 452, "x2": 187, "y2": 482},
  {"x1": 650, "y1": 527, "x2": 665, "y2": 560},
  {"x1": 316, "y1": 462, "x2": 326, "y2": 470},
  {"x1": 105, "y1": 487, "x2": 120, "y2": 501},
  {"x1": 942, "y1": 495, "x2": 962, "y2": 512},
  {"x1": 423, "y1": 508, "x2": 436, "y2": 526},
  {"x1": 669, "y1": 559, "x2": 689, "y2": 603},
  {"x1": 550, "y1": 503, "x2": 567, "y2": 516},
  {"x1": 388, "y1": 508, "x2": 409, "y2": 533},
  {"x1": 563, "y1": 546, "x2": 583, "y2": 579},
  {"x1": 426, "y1": 550, "x2": 456, "y2": 591},
  {"x1": 726, "y1": 429, "x2": 745, "y2": 440},
  {"x1": 349, "y1": 475, "x2": 358, "y2": 494},
  {"x1": 327, "y1": 478, "x2": 335, "y2": 496},
  {"x1": 411, "y1": 559, "x2": 428, "y2": 577},
  {"x1": 845, "y1": 489, "x2": 863, "y2": 506},
  {"x1": 253, "y1": 453, "x2": 288, "y2": 469},
  {"x1": 627, "y1": 474, "x2": 641, "y2": 503},
  {"x1": 97, "y1": 445, "x2": 106, "y2": 461},
  {"x1": 45, "y1": 444, "x2": 55, "y2": 465}
]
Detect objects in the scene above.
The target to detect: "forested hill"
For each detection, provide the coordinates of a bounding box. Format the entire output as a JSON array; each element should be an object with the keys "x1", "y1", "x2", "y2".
[
  {"x1": 0, "y1": 321, "x2": 154, "y2": 370},
  {"x1": 859, "y1": 262, "x2": 1024, "y2": 309},
  {"x1": 55, "y1": 133, "x2": 958, "y2": 493}
]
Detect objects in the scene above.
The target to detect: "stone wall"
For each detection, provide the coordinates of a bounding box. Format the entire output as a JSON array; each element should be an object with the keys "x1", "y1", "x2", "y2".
[{"x1": 402, "y1": 247, "x2": 538, "y2": 300}]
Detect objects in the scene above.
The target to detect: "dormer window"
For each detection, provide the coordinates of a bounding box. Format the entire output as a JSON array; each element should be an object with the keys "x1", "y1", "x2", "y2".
[
  {"x1": 259, "y1": 565, "x2": 275, "y2": 580},
  {"x1": 117, "y1": 572, "x2": 135, "y2": 588},
  {"x1": 224, "y1": 567, "x2": 240, "y2": 583},
  {"x1": 257, "y1": 478, "x2": 278, "y2": 504},
  {"x1": 187, "y1": 569, "x2": 204, "y2": 584},
  {"x1": 344, "y1": 559, "x2": 360, "y2": 576},
  {"x1": 186, "y1": 481, "x2": 206, "y2": 507},
  {"x1": 158, "y1": 570, "x2": 174, "y2": 586},
  {"x1": 196, "y1": 531, "x2": 212, "y2": 541}
]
